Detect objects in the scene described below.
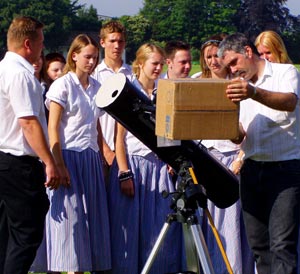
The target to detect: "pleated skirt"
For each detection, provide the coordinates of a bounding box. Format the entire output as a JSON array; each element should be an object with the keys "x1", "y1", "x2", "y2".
[
  {"x1": 202, "y1": 149, "x2": 255, "y2": 274},
  {"x1": 45, "y1": 148, "x2": 111, "y2": 272},
  {"x1": 108, "y1": 153, "x2": 184, "y2": 274}
]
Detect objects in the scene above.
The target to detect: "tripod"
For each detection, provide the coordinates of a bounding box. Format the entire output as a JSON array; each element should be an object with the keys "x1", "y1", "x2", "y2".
[{"x1": 141, "y1": 162, "x2": 233, "y2": 274}]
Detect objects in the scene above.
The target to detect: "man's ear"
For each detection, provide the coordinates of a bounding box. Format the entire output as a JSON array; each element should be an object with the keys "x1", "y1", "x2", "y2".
[
  {"x1": 165, "y1": 58, "x2": 172, "y2": 66},
  {"x1": 24, "y1": 39, "x2": 30, "y2": 50},
  {"x1": 244, "y1": 46, "x2": 253, "y2": 58},
  {"x1": 100, "y1": 39, "x2": 105, "y2": 49}
]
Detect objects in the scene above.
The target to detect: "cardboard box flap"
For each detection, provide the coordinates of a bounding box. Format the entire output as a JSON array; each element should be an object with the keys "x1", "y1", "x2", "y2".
[{"x1": 157, "y1": 78, "x2": 237, "y2": 111}]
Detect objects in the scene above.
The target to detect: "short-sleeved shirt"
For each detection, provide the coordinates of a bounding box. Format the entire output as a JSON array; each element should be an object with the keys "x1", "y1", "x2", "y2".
[
  {"x1": 240, "y1": 60, "x2": 300, "y2": 161},
  {"x1": 45, "y1": 72, "x2": 101, "y2": 152},
  {"x1": 0, "y1": 51, "x2": 47, "y2": 156},
  {"x1": 92, "y1": 60, "x2": 134, "y2": 151},
  {"x1": 124, "y1": 78, "x2": 155, "y2": 156}
]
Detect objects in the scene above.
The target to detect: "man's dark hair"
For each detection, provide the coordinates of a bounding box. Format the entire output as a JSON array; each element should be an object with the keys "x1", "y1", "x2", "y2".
[{"x1": 164, "y1": 40, "x2": 190, "y2": 59}]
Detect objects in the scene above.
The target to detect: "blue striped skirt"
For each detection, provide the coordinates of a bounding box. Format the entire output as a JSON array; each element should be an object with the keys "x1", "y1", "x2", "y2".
[
  {"x1": 45, "y1": 148, "x2": 111, "y2": 272},
  {"x1": 202, "y1": 149, "x2": 255, "y2": 274},
  {"x1": 108, "y1": 153, "x2": 184, "y2": 274}
]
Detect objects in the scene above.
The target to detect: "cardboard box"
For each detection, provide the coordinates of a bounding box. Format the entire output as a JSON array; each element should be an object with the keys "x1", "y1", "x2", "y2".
[{"x1": 155, "y1": 78, "x2": 239, "y2": 140}]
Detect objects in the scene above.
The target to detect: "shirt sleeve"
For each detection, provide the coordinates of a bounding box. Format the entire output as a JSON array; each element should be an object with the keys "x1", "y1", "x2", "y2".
[
  {"x1": 9, "y1": 70, "x2": 43, "y2": 118},
  {"x1": 281, "y1": 65, "x2": 300, "y2": 97},
  {"x1": 45, "y1": 77, "x2": 69, "y2": 110}
]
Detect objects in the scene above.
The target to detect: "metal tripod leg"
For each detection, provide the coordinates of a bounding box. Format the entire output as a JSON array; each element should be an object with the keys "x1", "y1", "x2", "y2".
[
  {"x1": 182, "y1": 223, "x2": 200, "y2": 273},
  {"x1": 187, "y1": 215, "x2": 215, "y2": 274},
  {"x1": 140, "y1": 212, "x2": 215, "y2": 274},
  {"x1": 140, "y1": 219, "x2": 172, "y2": 274}
]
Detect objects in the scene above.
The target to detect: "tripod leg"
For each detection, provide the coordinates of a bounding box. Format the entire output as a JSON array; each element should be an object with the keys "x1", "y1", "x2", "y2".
[
  {"x1": 189, "y1": 220, "x2": 215, "y2": 274},
  {"x1": 141, "y1": 221, "x2": 171, "y2": 274},
  {"x1": 183, "y1": 223, "x2": 201, "y2": 273},
  {"x1": 204, "y1": 208, "x2": 234, "y2": 274},
  {"x1": 189, "y1": 166, "x2": 233, "y2": 273}
]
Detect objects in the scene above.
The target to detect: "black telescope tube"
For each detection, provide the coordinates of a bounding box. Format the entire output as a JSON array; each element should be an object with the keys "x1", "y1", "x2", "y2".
[{"x1": 96, "y1": 73, "x2": 239, "y2": 208}]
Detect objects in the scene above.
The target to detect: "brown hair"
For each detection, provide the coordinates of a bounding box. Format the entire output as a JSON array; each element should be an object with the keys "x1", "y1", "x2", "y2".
[
  {"x1": 45, "y1": 52, "x2": 66, "y2": 71},
  {"x1": 63, "y1": 34, "x2": 99, "y2": 75},
  {"x1": 100, "y1": 21, "x2": 126, "y2": 41},
  {"x1": 35, "y1": 51, "x2": 48, "y2": 84},
  {"x1": 200, "y1": 34, "x2": 227, "y2": 78},
  {"x1": 164, "y1": 40, "x2": 190, "y2": 60}
]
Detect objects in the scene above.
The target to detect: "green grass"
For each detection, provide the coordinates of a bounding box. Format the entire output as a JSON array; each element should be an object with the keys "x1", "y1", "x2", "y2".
[
  {"x1": 185, "y1": 63, "x2": 300, "y2": 77},
  {"x1": 189, "y1": 63, "x2": 201, "y2": 76}
]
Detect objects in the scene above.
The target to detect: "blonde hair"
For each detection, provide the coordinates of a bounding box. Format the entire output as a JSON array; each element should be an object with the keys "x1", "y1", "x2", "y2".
[
  {"x1": 132, "y1": 43, "x2": 165, "y2": 78},
  {"x1": 64, "y1": 34, "x2": 99, "y2": 74},
  {"x1": 255, "y1": 30, "x2": 292, "y2": 64},
  {"x1": 7, "y1": 16, "x2": 44, "y2": 50}
]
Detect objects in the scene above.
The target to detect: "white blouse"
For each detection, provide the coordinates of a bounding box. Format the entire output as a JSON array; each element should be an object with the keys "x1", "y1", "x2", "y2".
[
  {"x1": 45, "y1": 72, "x2": 101, "y2": 152},
  {"x1": 124, "y1": 78, "x2": 156, "y2": 156}
]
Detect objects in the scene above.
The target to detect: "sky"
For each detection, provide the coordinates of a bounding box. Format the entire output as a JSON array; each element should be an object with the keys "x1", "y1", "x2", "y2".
[{"x1": 77, "y1": 0, "x2": 300, "y2": 18}]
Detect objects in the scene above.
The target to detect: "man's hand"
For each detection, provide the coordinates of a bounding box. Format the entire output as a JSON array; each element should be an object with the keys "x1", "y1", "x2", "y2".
[{"x1": 226, "y1": 77, "x2": 256, "y2": 102}]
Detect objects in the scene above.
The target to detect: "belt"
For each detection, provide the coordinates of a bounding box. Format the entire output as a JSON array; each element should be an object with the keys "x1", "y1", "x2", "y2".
[{"x1": 0, "y1": 151, "x2": 39, "y2": 163}]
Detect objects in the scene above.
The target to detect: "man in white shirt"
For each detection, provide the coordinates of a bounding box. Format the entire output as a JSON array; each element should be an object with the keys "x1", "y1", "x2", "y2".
[
  {"x1": 218, "y1": 32, "x2": 300, "y2": 274},
  {"x1": 0, "y1": 16, "x2": 61, "y2": 274},
  {"x1": 93, "y1": 21, "x2": 133, "y2": 178}
]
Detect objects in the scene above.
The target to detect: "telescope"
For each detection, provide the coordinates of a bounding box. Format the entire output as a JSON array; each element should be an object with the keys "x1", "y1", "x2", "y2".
[{"x1": 96, "y1": 73, "x2": 239, "y2": 209}]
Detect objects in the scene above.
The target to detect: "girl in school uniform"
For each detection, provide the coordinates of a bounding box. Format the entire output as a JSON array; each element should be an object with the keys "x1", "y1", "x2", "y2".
[
  {"x1": 45, "y1": 34, "x2": 111, "y2": 274},
  {"x1": 108, "y1": 43, "x2": 184, "y2": 274}
]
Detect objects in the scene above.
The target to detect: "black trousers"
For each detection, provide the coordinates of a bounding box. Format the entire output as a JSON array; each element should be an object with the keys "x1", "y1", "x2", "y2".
[
  {"x1": 241, "y1": 159, "x2": 300, "y2": 274},
  {"x1": 0, "y1": 151, "x2": 49, "y2": 274}
]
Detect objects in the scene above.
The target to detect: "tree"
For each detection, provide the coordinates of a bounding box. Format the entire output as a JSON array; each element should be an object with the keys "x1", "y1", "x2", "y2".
[
  {"x1": 234, "y1": 0, "x2": 300, "y2": 62},
  {"x1": 140, "y1": 0, "x2": 239, "y2": 48},
  {"x1": 73, "y1": 5, "x2": 101, "y2": 32},
  {"x1": 140, "y1": 0, "x2": 175, "y2": 42},
  {"x1": 120, "y1": 14, "x2": 152, "y2": 63},
  {"x1": 0, "y1": 0, "x2": 84, "y2": 56},
  {"x1": 168, "y1": 0, "x2": 203, "y2": 47},
  {"x1": 198, "y1": 0, "x2": 239, "y2": 39},
  {"x1": 282, "y1": 15, "x2": 300, "y2": 63},
  {"x1": 235, "y1": 0, "x2": 293, "y2": 39}
]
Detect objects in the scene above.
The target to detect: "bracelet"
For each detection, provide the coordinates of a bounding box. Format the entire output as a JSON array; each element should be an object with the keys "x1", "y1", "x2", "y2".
[
  {"x1": 118, "y1": 170, "x2": 133, "y2": 182},
  {"x1": 118, "y1": 169, "x2": 131, "y2": 176}
]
